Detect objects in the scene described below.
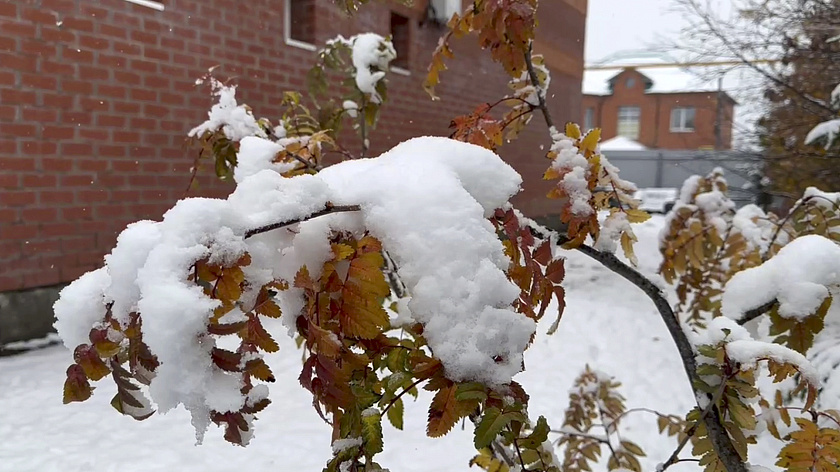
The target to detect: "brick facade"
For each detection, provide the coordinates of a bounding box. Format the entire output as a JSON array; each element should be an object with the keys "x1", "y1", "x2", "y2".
[
  {"x1": 0, "y1": 0, "x2": 586, "y2": 292},
  {"x1": 582, "y1": 68, "x2": 734, "y2": 150}
]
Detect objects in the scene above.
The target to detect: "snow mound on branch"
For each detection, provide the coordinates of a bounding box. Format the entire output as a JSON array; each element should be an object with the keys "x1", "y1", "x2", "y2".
[
  {"x1": 54, "y1": 136, "x2": 530, "y2": 441},
  {"x1": 805, "y1": 118, "x2": 840, "y2": 148},
  {"x1": 188, "y1": 78, "x2": 266, "y2": 141},
  {"x1": 722, "y1": 235, "x2": 840, "y2": 321},
  {"x1": 324, "y1": 33, "x2": 395, "y2": 104},
  {"x1": 320, "y1": 137, "x2": 530, "y2": 385},
  {"x1": 695, "y1": 317, "x2": 820, "y2": 387},
  {"x1": 53, "y1": 268, "x2": 111, "y2": 350},
  {"x1": 233, "y1": 137, "x2": 297, "y2": 184}
]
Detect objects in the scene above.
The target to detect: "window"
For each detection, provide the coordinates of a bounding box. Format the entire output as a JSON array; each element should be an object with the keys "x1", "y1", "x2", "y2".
[
  {"x1": 285, "y1": 0, "x2": 317, "y2": 50},
  {"x1": 124, "y1": 0, "x2": 164, "y2": 10},
  {"x1": 617, "y1": 106, "x2": 641, "y2": 139},
  {"x1": 584, "y1": 107, "x2": 594, "y2": 131},
  {"x1": 670, "y1": 107, "x2": 696, "y2": 132},
  {"x1": 390, "y1": 12, "x2": 410, "y2": 71},
  {"x1": 626, "y1": 77, "x2": 635, "y2": 88}
]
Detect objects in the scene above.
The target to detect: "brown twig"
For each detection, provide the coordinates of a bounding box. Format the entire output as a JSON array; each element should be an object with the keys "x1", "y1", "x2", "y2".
[
  {"x1": 524, "y1": 42, "x2": 554, "y2": 130},
  {"x1": 659, "y1": 377, "x2": 730, "y2": 472},
  {"x1": 380, "y1": 376, "x2": 426, "y2": 416}
]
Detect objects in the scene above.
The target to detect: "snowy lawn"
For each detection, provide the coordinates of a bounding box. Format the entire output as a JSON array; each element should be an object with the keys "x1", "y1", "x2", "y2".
[{"x1": 0, "y1": 215, "x2": 783, "y2": 471}]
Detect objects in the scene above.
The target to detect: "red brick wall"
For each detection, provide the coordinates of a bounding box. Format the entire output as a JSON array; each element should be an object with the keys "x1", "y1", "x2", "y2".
[
  {"x1": 581, "y1": 69, "x2": 734, "y2": 150},
  {"x1": 0, "y1": 0, "x2": 584, "y2": 292}
]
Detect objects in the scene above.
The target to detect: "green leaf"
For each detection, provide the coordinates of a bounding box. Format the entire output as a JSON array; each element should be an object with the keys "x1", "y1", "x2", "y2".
[
  {"x1": 386, "y1": 398, "x2": 404, "y2": 431},
  {"x1": 519, "y1": 415, "x2": 550, "y2": 449},
  {"x1": 455, "y1": 382, "x2": 488, "y2": 403},
  {"x1": 474, "y1": 408, "x2": 526, "y2": 449},
  {"x1": 362, "y1": 409, "x2": 384, "y2": 455}
]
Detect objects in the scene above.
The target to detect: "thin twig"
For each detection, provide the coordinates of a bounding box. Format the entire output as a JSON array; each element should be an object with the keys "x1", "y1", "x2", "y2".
[
  {"x1": 524, "y1": 42, "x2": 554, "y2": 130},
  {"x1": 380, "y1": 376, "x2": 426, "y2": 416},
  {"x1": 508, "y1": 425, "x2": 527, "y2": 471},
  {"x1": 244, "y1": 204, "x2": 361, "y2": 239},
  {"x1": 737, "y1": 299, "x2": 778, "y2": 325}
]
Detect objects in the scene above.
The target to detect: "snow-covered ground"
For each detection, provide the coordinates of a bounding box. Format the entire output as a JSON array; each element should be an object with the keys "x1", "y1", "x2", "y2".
[{"x1": 0, "y1": 215, "x2": 784, "y2": 471}]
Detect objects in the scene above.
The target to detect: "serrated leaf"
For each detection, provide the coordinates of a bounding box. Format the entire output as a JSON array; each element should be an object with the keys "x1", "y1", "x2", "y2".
[
  {"x1": 73, "y1": 344, "x2": 110, "y2": 381},
  {"x1": 387, "y1": 397, "x2": 404, "y2": 430},
  {"x1": 519, "y1": 415, "x2": 550, "y2": 449},
  {"x1": 332, "y1": 243, "x2": 355, "y2": 261},
  {"x1": 474, "y1": 408, "x2": 526, "y2": 449},
  {"x1": 63, "y1": 364, "x2": 93, "y2": 404},
  {"x1": 427, "y1": 384, "x2": 459, "y2": 438},
  {"x1": 362, "y1": 410, "x2": 384, "y2": 455},
  {"x1": 245, "y1": 315, "x2": 279, "y2": 352}
]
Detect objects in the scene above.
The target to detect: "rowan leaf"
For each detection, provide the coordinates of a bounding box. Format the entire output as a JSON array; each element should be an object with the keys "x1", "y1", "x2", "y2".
[
  {"x1": 244, "y1": 315, "x2": 279, "y2": 352},
  {"x1": 387, "y1": 397, "x2": 404, "y2": 430},
  {"x1": 362, "y1": 410, "x2": 384, "y2": 455},
  {"x1": 427, "y1": 384, "x2": 459, "y2": 437},
  {"x1": 63, "y1": 364, "x2": 93, "y2": 404},
  {"x1": 73, "y1": 344, "x2": 110, "y2": 381}
]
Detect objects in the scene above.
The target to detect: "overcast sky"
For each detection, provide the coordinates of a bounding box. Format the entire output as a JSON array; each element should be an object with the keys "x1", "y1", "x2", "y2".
[{"x1": 583, "y1": 0, "x2": 735, "y2": 63}]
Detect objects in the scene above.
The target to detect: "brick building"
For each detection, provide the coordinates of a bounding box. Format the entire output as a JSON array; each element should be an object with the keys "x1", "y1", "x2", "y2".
[
  {"x1": 582, "y1": 61, "x2": 736, "y2": 150},
  {"x1": 0, "y1": 0, "x2": 586, "y2": 343}
]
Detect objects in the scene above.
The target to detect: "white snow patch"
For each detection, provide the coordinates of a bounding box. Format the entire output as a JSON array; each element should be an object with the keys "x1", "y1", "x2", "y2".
[
  {"x1": 188, "y1": 78, "x2": 265, "y2": 141},
  {"x1": 722, "y1": 235, "x2": 840, "y2": 321}
]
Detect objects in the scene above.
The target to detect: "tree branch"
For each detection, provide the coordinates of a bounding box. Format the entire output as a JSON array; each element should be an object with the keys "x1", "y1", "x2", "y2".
[
  {"x1": 524, "y1": 221, "x2": 748, "y2": 472},
  {"x1": 524, "y1": 42, "x2": 554, "y2": 130},
  {"x1": 660, "y1": 376, "x2": 730, "y2": 472},
  {"x1": 244, "y1": 204, "x2": 361, "y2": 239},
  {"x1": 737, "y1": 299, "x2": 778, "y2": 325}
]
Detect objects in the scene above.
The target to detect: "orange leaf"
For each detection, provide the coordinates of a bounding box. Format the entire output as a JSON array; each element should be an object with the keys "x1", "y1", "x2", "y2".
[{"x1": 427, "y1": 384, "x2": 459, "y2": 437}]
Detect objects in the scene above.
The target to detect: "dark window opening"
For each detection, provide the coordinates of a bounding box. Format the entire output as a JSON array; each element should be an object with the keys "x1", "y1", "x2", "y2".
[
  {"x1": 390, "y1": 12, "x2": 410, "y2": 70},
  {"x1": 288, "y1": 0, "x2": 316, "y2": 45}
]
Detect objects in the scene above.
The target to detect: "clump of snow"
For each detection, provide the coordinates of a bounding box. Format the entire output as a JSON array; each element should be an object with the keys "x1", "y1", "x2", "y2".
[
  {"x1": 342, "y1": 100, "x2": 359, "y2": 118},
  {"x1": 805, "y1": 119, "x2": 840, "y2": 148},
  {"x1": 802, "y1": 186, "x2": 840, "y2": 209},
  {"x1": 319, "y1": 137, "x2": 531, "y2": 385},
  {"x1": 188, "y1": 78, "x2": 266, "y2": 141},
  {"x1": 595, "y1": 212, "x2": 631, "y2": 254},
  {"x1": 732, "y1": 204, "x2": 775, "y2": 252},
  {"x1": 326, "y1": 33, "x2": 395, "y2": 104},
  {"x1": 722, "y1": 235, "x2": 840, "y2": 321},
  {"x1": 693, "y1": 317, "x2": 820, "y2": 387},
  {"x1": 549, "y1": 137, "x2": 593, "y2": 217},
  {"x1": 54, "y1": 136, "x2": 532, "y2": 443},
  {"x1": 233, "y1": 137, "x2": 300, "y2": 184},
  {"x1": 727, "y1": 340, "x2": 820, "y2": 386},
  {"x1": 332, "y1": 437, "x2": 363, "y2": 454},
  {"x1": 53, "y1": 268, "x2": 111, "y2": 350}
]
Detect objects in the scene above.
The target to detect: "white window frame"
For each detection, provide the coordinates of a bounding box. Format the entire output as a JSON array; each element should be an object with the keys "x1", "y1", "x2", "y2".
[
  {"x1": 285, "y1": 0, "x2": 317, "y2": 52},
  {"x1": 617, "y1": 106, "x2": 641, "y2": 140},
  {"x1": 670, "y1": 107, "x2": 696, "y2": 133},
  {"x1": 124, "y1": 0, "x2": 164, "y2": 10}
]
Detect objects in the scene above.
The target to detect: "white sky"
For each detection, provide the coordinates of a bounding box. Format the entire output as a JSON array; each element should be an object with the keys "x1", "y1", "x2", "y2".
[{"x1": 584, "y1": 0, "x2": 734, "y2": 63}]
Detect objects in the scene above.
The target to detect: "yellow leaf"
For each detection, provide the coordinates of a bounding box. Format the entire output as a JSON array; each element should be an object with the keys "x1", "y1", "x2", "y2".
[
  {"x1": 331, "y1": 243, "x2": 355, "y2": 261},
  {"x1": 580, "y1": 128, "x2": 601, "y2": 154},
  {"x1": 625, "y1": 208, "x2": 651, "y2": 224},
  {"x1": 565, "y1": 122, "x2": 581, "y2": 139},
  {"x1": 543, "y1": 166, "x2": 561, "y2": 180}
]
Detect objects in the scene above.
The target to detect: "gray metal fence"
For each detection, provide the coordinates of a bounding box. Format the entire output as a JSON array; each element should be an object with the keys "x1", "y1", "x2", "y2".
[{"x1": 603, "y1": 149, "x2": 759, "y2": 207}]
